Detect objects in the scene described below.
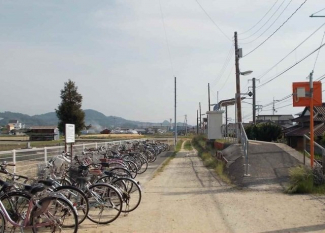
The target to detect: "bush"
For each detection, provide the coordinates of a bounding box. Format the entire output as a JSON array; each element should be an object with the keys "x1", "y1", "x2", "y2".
[
  {"x1": 313, "y1": 166, "x2": 325, "y2": 186},
  {"x1": 245, "y1": 122, "x2": 282, "y2": 142},
  {"x1": 286, "y1": 166, "x2": 313, "y2": 194}
]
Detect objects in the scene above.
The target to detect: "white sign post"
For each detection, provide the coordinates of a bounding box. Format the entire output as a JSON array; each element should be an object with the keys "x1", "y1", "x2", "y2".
[
  {"x1": 65, "y1": 124, "x2": 75, "y2": 143},
  {"x1": 65, "y1": 124, "x2": 75, "y2": 161}
]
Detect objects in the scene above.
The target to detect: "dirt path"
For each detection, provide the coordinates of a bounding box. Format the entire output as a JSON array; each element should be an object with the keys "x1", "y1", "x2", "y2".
[{"x1": 82, "y1": 149, "x2": 325, "y2": 233}]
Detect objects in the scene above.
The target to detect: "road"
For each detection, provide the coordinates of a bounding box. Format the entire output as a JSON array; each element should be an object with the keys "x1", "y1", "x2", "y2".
[{"x1": 80, "y1": 145, "x2": 325, "y2": 233}]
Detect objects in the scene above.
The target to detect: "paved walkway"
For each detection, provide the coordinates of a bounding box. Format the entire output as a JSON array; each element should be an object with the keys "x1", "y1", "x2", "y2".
[
  {"x1": 225, "y1": 141, "x2": 305, "y2": 190},
  {"x1": 80, "y1": 147, "x2": 325, "y2": 233}
]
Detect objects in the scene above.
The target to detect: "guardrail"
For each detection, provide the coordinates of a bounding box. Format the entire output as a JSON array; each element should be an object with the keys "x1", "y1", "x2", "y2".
[
  {"x1": 239, "y1": 123, "x2": 250, "y2": 176},
  {"x1": 221, "y1": 124, "x2": 237, "y2": 143},
  {"x1": 0, "y1": 139, "x2": 146, "y2": 177},
  {"x1": 303, "y1": 134, "x2": 325, "y2": 172}
]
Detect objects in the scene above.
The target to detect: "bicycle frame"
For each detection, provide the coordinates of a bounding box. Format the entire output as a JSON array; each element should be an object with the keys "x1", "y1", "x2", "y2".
[{"x1": 0, "y1": 195, "x2": 55, "y2": 229}]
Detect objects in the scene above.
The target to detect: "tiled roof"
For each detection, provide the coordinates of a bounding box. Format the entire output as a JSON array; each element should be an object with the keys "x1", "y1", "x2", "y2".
[
  {"x1": 285, "y1": 123, "x2": 324, "y2": 137},
  {"x1": 292, "y1": 104, "x2": 325, "y2": 122},
  {"x1": 29, "y1": 126, "x2": 58, "y2": 130}
]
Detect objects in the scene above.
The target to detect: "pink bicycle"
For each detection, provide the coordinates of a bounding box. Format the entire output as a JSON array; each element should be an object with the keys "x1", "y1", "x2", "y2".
[{"x1": 0, "y1": 179, "x2": 78, "y2": 232}]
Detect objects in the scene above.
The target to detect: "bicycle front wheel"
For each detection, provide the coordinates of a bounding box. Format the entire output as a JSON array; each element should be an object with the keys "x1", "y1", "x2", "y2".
[
  {"x1": 0, "y1": 210, "x2": 5, "y2": 233},
  {"x1": 54, "y1": 185, "x2": 89, "y2": 226},
  {"x1": 30, "y1": 196, "x2": 78, "y2": 233},
  {"x1": 86, "y1": 183, "x2": 122, "y2": 224},
  {"x1": 0, "y1": 191, "x2": 30, "y2": 231}
]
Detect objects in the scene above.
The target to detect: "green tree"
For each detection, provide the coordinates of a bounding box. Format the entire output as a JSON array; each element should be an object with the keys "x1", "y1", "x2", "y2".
[
  {"x1": 245, "y1": 122, "x2": 282, "y2": 142},
  {"x1": 56, "y1": 80, "x2": 85, "y2": 135}
]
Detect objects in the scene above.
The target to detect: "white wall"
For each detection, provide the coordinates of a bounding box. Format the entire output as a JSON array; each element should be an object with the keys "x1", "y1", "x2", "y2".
[{"x1": 207, "y1": 111, "x2": 224, "y2": 140}]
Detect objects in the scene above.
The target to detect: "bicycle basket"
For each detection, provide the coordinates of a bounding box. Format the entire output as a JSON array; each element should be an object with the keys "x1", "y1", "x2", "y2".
[
  {"x1": 37, "y1": 163, "x2": 49, "y2": 179},
  {"x1": 68, "y1": 166, "x2": 88, "y2": 180}
]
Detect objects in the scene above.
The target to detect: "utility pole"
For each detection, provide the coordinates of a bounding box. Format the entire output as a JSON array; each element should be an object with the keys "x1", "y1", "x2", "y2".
[
  {"x1": 208, "y1": 83, "x2": 211, "y2": 111},
  {"x1": 235, "y1": 31, "x2": 242, "y2": 124},
  {"x1": 309, "y1": 71, "x2": 314, "y2": 168},
  {"x1": 185, "y1": 115, "x2": 187, "y2": 135},
  {"x1": 174, "y1": 77, "x2": 177, "y2": 146},
  {"x1": 252, "y1": 78, "x2": 256, "y2": 124},
  {"x1": 217, "y1": 91, "x2": 219, "y2": 105},
  {"x1": 225, "y1": 106, "x2": 228, "y2": 136},
  {"x1": 196, "y1": 110, "x2": 199, "y2": 134},
  {"x1": 272, "y1": 97, "x2": 279, "y2": 115},
  {"x1": 199, "y1": 102, "x2": 202, "y2": 133}
]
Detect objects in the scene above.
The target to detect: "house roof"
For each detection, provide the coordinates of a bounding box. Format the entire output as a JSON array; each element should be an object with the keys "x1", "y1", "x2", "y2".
[
  {"x1": 285, "y1": 123, "x2": 325, "y2": 137},
  {"x1": 29, "y1": 126, "x2": 58, "y2": 130},
  {"x1": 278, "y1": 115, "x2": 294, "y2": 121},
  {"x1": 292, "y1": 104, "x2": 325, "y2": 122},
  {"x1": 257, "y1": 114, "x2": 292, "y2": 118}
]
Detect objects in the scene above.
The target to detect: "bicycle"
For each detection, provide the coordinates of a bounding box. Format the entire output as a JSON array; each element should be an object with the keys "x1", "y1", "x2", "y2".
[{"x1": 0, "y1": 179, "x2": 78, "y2": 232}]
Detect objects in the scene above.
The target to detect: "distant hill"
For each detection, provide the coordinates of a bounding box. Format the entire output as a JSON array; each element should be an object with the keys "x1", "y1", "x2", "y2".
[{"x1": 0, "y1": 110, "x2": 183, "y2": 131}]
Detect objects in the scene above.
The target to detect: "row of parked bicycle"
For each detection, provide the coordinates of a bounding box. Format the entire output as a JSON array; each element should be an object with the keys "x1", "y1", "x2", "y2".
[{"x1": 0, "y1": 140, "x2": 169, "y2": 232}]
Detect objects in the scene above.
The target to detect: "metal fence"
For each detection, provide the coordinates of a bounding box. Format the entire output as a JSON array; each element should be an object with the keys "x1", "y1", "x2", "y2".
[
  {"x1": 303, "y1": 134, "x2": 325, "y2": 172},
  {"x1": 239, "y1": 123, "x2": 249, "y2": 176},
  {"x1": 0, "y1": 139, "x2": 145, "y2": 178}
]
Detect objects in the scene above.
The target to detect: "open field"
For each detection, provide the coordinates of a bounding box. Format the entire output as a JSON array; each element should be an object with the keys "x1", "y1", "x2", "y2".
[{"x1": 0, "y1": 136, "x2": 29, "y2": 141}]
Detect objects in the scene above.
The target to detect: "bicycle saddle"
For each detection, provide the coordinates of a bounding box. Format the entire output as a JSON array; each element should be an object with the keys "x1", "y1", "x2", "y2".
[
  {"x1": 38, "y1": 180, "x2": 55, "y2": 187},
  {"x1": 24, "y1": 184, "x2": 46, "y2": 195}
]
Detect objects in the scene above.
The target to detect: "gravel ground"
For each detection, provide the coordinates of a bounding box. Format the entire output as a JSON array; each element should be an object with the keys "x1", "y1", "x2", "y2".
[{"x1": 80, "y1": 145, "x2": 325, "y2": 233}]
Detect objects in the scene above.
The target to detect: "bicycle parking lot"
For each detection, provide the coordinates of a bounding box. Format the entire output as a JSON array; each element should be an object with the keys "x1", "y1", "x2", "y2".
[{"x1": 0, "y1": 139, "x2": 170, "y2": 232}]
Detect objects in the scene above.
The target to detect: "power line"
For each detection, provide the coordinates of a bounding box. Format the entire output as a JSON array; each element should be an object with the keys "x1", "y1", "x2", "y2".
[
  {"x1": 239, "y1": 0, "x2": 280, "y2": 35},
  {"x1": 310, "y1": 7, "x2": 325, "y2": 17},
  {"x1": 263, "y1": 103, "x2": 292, "y2": 111},
  {"x1": 243, "y1": 0, "x2": 308, "y2": 58},
  {"x1": 316, "y1": 73, "x2": 325, "y2": 81},
  {"x1": 240, "y1": 0, "x2": 288, "y2": 41},
  {"x1": 218, "y1": 66, "x2": 235, "y2": 92},
  {"x1": 264, "y1": 94, "x2": 292, "y2": 107},
  {"x1": 257, "y1": 41, "x2": 325, "y2": 89},
  {"x1": 257, "y1": 22, "x2": 325, "y2": 80},
  {"x1": 240, "y1": 0, "x2": 293, "y2": 44},
  {"x1": 313, "y1": 30, "x2": 325, "y2": 71},
  {"x1": 159, "y1": 0, "x2": 175, "y2": 76},
  {"x1": 195, "y1": 0, "x2": 231, "y2": 41},
  {"x1": 211, "y1": 44, "x2": 234, "y2": 87}
]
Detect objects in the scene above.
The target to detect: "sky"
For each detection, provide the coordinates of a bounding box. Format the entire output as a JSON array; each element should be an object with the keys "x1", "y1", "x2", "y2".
[{"x1": 1, "y1": 0, "x2": 325, "y2": 125}]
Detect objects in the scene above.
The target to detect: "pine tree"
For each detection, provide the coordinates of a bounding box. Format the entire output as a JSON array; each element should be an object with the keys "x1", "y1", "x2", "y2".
[{"x1": 56, "y1": 80, "x2": 85, "y2": 135}]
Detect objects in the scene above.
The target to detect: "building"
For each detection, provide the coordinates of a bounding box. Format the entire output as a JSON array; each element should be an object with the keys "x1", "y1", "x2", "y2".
[
  {"x1": 256, "y1": 114, "x2": 294, "y2": 129},
  {"x1": 100, "y1": 129, "x2": 111, "y2": 134},
  {"x1": 8, "y1": 120, "x2": 25, "y2": 130},
  {"x1": 285, "y1": 104, "x2": 325, "y2": 150},
  {"x1": 26, "y1": 126, "x2": 60, "y2": 141}
]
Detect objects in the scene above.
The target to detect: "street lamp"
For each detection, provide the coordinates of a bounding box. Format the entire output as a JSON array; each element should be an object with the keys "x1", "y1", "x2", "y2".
[
  {"x1": 240, "y1": 70, "x2": 253, "y2": 76},
  {"x1": 237, "y1": 70, "x2": 253, "y2": 124}
]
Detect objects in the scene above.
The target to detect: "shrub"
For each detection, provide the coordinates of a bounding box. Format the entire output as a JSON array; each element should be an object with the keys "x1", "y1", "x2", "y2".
[
  {"x1": 245, "y1": 122, "x2": 282, "y2": 142},
  {"x1": 313, "y1": 166, "x2": 325, "y2": 186},
  {"x1": 286, "y1": 166, "x2": 313, "y2": 194}
]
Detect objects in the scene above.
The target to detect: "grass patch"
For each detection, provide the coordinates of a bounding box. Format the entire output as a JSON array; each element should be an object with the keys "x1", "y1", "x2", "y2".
[
  {"x1": 155, "y1": 140, "x2": 183, "y2": 175},
  {"x1": 286, "y1": 165, "x2": 325, "y2": 194},
  {"x1": 184, "y1": 140, "x2": 193, "y2": 151},
  {"x1": 192, "y1": 135, "x2": 231, "y2": 183},
  {"x1": 0, "y1": 140, "x2": 65, "y2": 151}
]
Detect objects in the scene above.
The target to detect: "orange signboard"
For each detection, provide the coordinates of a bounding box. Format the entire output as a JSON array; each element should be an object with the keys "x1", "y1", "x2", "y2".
[{"x1": 292, "y1": 81, "x2": 322, "y2": 107}]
